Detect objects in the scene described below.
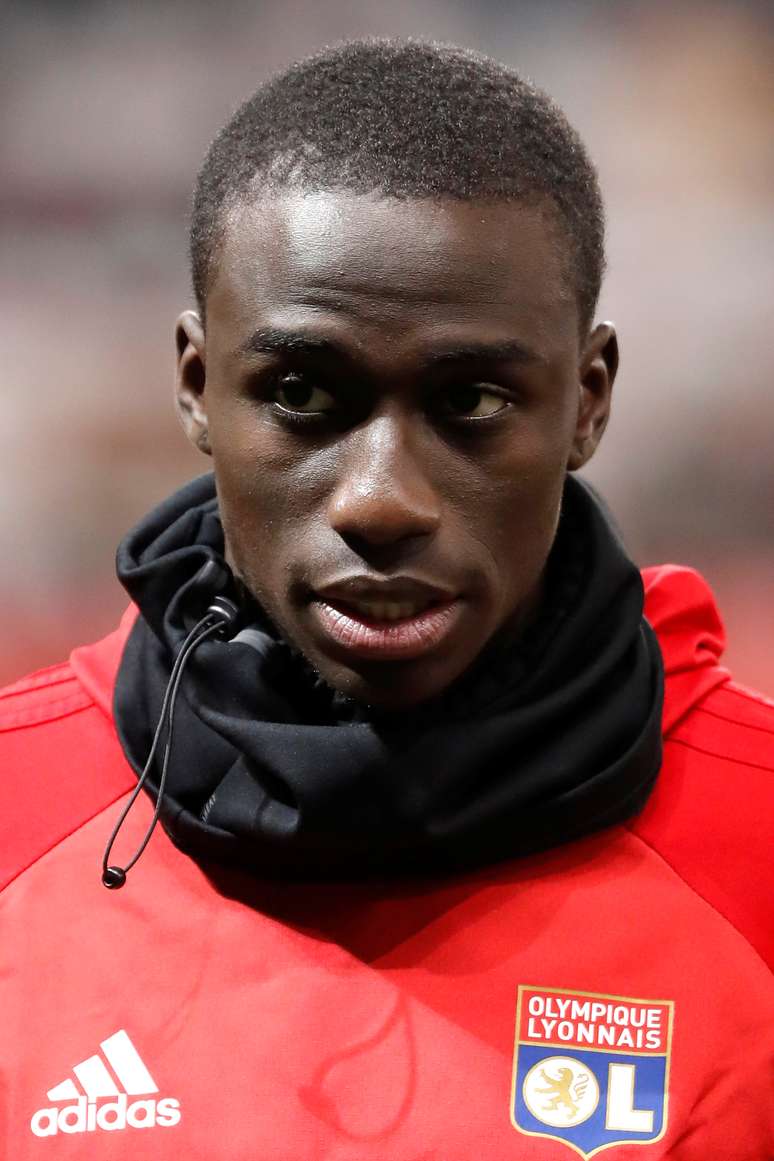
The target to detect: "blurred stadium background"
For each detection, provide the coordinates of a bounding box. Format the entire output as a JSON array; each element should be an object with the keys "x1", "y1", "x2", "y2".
[{"x1": 2, "y1": 0, "x2": 772, "y2": 692}]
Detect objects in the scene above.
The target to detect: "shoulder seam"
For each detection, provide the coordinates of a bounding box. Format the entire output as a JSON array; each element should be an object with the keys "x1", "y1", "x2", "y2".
[
  {"x1": 626, "y1": 826, "x2": 770, "y2": 975},
  {"x1": 720, "y1": 683, "x2": 774, "y2": 711},
  {"x1": 695, "y1": 705, "x2": 774, "y2": 737},
  {"x1": 0, "y1": 696, "x2": 95, "y2": 733},
  {"x1": 0, "y1": 785, "x2": 132, "y2": 897},
  {"x1": 666, "y1": 735, "x2": 774, "y2": 774},
  {"x1": 0, "y1": 671, "x2": 76, "y2": 700}
]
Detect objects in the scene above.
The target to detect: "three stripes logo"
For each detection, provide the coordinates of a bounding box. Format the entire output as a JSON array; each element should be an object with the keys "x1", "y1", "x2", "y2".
[{"x1": 30, "y1": 1029, "x2": 181, "y2": 1137}]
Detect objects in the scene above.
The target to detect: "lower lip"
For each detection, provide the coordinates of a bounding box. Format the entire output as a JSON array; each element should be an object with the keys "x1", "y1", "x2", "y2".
[{"x1": 310, "y1": 599, "x2": 462, "y2": 660}]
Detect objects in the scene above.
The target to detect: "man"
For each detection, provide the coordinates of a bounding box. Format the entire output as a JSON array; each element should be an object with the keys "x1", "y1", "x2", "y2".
[{"x1": 1, "y1": 39, "x2": 771, "y2": 1160}]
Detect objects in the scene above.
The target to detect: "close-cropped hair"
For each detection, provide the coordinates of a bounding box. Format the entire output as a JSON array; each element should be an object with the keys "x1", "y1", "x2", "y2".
[{"x1": 191, "y1": 38, "x2": 606, "y2": 334}]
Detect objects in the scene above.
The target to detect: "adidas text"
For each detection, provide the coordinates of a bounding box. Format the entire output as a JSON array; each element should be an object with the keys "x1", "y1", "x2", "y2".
[{"x1": 30, "y1": 1093, "x2": 181, "y2": 1136}]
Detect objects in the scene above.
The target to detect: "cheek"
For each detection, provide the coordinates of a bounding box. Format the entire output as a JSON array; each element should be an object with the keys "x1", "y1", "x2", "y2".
[
  {"x1": 208, "y1": 403, "x2": 333, "y2": 584},
  {"x1": 446, "y1": 423, "x2": 569, "y2": 603},
  {"x1": 465, "y1": 474, "x2": 563, "y2": 598},
  {"x1": 456, "y1": 405, "x2": 571, "y2": 506}
]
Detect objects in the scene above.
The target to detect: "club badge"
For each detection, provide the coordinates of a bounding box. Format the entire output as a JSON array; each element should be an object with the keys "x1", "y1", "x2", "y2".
[{"x1": 511, "y1": 985, "x2": 674, "y2": 1158}]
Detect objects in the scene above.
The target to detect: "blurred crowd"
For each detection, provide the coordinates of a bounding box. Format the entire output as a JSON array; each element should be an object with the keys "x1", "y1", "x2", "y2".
[{"x1": 2, "y1": 0, "x2": 772, "y2": 691}]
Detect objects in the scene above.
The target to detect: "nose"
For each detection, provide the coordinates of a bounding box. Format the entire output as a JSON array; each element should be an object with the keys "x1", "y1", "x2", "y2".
[{"x1": 327, "y1": 416, "x2": 441, "y2": 550}]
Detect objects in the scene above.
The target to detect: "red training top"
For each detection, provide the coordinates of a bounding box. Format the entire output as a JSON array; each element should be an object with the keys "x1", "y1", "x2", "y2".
[{"x1": 0, "y1": 565, "x2": 772, "y2": 1160}]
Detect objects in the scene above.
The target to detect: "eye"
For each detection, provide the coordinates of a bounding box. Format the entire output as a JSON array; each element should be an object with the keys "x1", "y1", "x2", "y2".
[
  {"x1": 440, "y1": 384, "x2": 509, "y2": 419},
  {"x1": 272, "y1": 374, "x2": 336, "y2": 414}
]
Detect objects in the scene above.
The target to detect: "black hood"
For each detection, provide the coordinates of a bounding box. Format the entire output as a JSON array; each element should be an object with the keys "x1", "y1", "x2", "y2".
[{"x1": 113, "y1": 472, "x2": 664, "y2": 878}]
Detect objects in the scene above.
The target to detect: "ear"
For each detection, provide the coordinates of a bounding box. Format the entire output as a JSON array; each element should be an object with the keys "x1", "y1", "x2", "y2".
[
  {"x1": 566, "y1": 322, "x2": 618, "y2": 471},
  {"x1": 175, "y1": 310, "x2": 211, "y2": 455}
]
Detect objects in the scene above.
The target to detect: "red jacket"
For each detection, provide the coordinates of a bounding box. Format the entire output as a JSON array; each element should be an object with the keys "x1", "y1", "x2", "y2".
[{"x1": 1, "y1": 565, "x2": 772, "y2": 1160}]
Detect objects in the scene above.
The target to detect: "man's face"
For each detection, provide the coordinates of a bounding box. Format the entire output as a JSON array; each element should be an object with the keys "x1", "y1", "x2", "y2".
[{"x1": 176, "y1": 192, "x2": 615, "y2": 708}]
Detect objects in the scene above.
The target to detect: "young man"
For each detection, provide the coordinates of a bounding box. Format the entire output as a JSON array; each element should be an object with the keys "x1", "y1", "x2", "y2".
[{"x1": 1, "y1": 40, "x2": 771, "y2": 1160}]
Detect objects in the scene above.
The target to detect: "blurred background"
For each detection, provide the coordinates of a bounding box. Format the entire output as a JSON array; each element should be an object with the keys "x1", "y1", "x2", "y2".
[{"x1": 2, "y1": 0, "x2": 772, "y2": 692}]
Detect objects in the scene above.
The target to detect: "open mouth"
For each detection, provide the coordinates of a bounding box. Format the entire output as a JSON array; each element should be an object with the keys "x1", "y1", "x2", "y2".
[
  {"x1": 339, "y1": 596, "x2": 436, "y2": 622},
  {"x1": 310, "y1": 595, "x2": 462, "y2": 660}
]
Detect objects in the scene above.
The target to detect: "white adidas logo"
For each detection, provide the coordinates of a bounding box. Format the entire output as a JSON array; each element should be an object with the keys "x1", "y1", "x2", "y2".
[{"x1": 30, "y1": 1029, "x2": 181, "y2": 1137}]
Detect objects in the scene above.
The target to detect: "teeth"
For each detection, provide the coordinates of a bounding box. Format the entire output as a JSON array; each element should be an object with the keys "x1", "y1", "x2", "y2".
[{"x1": 350, "y1": 599, "x2": 426, "y2": 621}]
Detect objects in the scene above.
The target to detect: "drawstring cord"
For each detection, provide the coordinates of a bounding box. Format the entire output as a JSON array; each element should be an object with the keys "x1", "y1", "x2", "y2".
[{"x1": 102, "y1": 596, "x2": 238, "y2": 889}]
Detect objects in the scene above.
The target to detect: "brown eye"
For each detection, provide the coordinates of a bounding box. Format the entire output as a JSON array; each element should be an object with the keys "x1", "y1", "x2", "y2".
[
  {"x1": 273, "y1": 375, "x2": 336, "y2": 414},
  {"x1": 443, "y1": 384, "x2": 508, "y2": 418}
]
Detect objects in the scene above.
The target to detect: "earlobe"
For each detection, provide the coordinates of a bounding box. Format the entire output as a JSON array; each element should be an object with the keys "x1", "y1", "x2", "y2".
[
  {"x1": 567, "y1": 322, "x2": 618, "y2": 471},
  {"x1": 174, "y1": 311, "x2": 211, "y2": 456}
]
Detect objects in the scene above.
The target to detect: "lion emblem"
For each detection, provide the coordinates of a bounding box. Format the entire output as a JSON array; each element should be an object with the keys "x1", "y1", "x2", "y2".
[
  {"x1": 535, "y1": 1066, "x2": 591, "y2": 1119},
  {"x1": 522, "y1": 1055, "x2": 600, "y2": 1128}
]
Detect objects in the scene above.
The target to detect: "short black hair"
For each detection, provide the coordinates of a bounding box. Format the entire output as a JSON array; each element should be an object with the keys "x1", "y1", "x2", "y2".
[{"x1": 191, "y1": 38, "x2": 605, "y2": 333}]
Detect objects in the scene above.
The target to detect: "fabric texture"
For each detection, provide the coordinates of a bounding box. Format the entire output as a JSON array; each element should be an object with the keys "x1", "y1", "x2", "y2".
[
  {"x1": 2, "y1": 513, "x2": 772, "y2": 1160},
  {"x1": 113, "y1": 472, "x2": 664, "y2": 877}
]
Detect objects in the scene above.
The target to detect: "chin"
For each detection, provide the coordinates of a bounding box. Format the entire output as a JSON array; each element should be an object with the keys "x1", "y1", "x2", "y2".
[{"x1": 318, "y1": 657, "x2": 463, "y2": 713}]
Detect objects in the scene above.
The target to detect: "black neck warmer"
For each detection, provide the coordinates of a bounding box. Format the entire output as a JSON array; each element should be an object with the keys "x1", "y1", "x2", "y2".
[{"x1": 114, "y1": 473, "x2": 664, "y2": 879}]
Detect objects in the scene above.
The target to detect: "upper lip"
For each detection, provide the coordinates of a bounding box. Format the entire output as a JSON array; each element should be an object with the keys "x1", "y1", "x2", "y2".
[{"x1": 314, "y1": 575, "x2": 457, "y2": 605}]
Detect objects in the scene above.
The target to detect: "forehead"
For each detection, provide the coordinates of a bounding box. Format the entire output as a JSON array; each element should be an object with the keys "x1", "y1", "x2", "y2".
[{"x1": 207, "y1": 192, "x2": 578, "y2": 352}]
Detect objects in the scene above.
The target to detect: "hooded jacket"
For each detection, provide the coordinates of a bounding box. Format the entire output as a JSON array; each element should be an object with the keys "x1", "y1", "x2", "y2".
[{"x1": 0, "y1": 505, "x2": 772, "y2": 1157}]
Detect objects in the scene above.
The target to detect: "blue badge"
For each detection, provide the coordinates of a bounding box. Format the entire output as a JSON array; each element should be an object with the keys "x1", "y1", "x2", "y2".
[{"x1": 512, "y1": 986, "x2": 674, "y2": 1158}]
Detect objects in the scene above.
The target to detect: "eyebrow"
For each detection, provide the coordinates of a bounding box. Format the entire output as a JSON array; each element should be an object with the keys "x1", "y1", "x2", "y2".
[
  {"x1": 238, "y1": 327, "x2": 545, "y2": 368},
  {"x1": 425, "y1": 340, "x2": 545, "y2": 368}
]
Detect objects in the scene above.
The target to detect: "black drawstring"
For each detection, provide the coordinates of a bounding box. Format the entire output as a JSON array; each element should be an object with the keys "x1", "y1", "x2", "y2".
[{"x1": 102, "y1": 596, "x2": 238, "y2": 888}]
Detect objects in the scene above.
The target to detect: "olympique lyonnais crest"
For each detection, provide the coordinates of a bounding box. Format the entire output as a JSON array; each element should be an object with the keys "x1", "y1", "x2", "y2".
[{"x1": 511, "y1": 985, "x2": 674, "y2": 1159}]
